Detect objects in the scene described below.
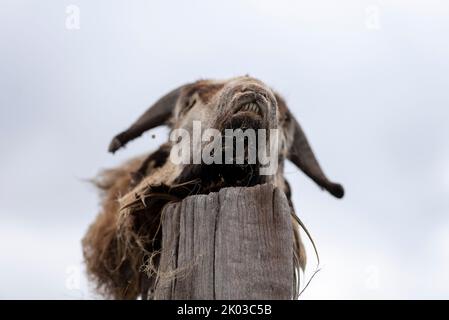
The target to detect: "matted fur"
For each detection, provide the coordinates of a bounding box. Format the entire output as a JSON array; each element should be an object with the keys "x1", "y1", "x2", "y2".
[
  {"x1": 83, "y1": 76, "x2": 343, "y2": 299},
  {"x1": 83, "y1": 157, "x2": 146, "y2": 299},
  {"x1": 83, "y1": 155, "x2": 306, "y2": 299}
]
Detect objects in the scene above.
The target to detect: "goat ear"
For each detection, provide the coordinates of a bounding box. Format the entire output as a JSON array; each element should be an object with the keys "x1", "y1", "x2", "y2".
[
  {"x1": 287, "y1": 114, "x2": 345, "y2": 198},
  {"x1": 108, "y1": 85, "x2": 186, "y2": 153}
]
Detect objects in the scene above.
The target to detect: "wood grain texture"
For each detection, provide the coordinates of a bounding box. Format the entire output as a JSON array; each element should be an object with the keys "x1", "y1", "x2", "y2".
[{"x1": 153, "y1": 183, "x2": 293, "y2": 300}]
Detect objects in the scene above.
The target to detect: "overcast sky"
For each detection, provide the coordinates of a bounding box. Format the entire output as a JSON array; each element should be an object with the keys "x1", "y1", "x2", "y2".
[{"x1": 1, "y1": 0, "x2": 448, "y2": 299}]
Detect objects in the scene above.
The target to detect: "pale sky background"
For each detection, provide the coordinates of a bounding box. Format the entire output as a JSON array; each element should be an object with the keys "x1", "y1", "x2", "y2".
[{"x1": 1, "y1": 0, "x2": 448, "y2": 299}]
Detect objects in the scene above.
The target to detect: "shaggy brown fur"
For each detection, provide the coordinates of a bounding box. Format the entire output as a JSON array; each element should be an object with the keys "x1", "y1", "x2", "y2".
[
  {"x1": 83, "y1": 76, "x2": 343, "y2": 299},
  {"x1": 83, "y1": 155, "x2": 305, "y2": 299},
  {"x1": 83, "y1": 156, "x2": 145, "y2": 299}
]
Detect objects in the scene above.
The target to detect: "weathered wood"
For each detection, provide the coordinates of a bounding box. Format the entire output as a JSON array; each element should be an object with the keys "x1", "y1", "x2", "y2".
[{"x1": 153, "y1": 183, "x2": 293, "y2": 300}]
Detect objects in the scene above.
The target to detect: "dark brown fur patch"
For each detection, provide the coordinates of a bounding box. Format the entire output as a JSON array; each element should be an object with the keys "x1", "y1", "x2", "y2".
[
  {"x1": 130, "y1": 143, "x2": 171, "y2": 187},
  {"x1": 184, "y1": 80, "x2": 225, "y2": 104}
]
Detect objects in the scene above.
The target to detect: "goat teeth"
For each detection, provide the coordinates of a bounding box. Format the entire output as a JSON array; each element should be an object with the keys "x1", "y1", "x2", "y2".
[{"x1": 239, "y1": 103, "x2": 260, "y2": 114}]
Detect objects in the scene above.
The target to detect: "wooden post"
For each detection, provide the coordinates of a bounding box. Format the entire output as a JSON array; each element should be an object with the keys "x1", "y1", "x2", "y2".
[{"x1": 153, "y1": 183, "x2": 293, "y2": 300}]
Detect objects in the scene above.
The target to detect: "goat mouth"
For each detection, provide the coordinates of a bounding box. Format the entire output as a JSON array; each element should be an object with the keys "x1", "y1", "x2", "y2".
[{"x1": 235, "y1": 102, "x2": 263, "y2": 117}]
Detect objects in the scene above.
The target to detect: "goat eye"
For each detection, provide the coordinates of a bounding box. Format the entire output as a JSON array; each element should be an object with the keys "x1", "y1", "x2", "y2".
[{"x1": 182, "y1": 98, "x2": 197, "y2": 114}]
